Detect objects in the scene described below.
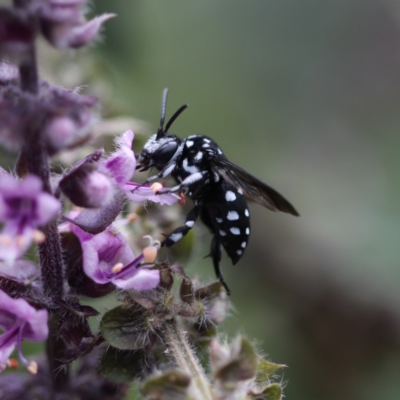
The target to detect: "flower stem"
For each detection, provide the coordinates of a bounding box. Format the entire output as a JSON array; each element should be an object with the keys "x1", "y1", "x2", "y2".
[
  {"x1": 162, "y1": 318, "x2": 213, "y2": 400},
  {"x1": 12, "y1": 0, "x2": 68, "y2": 391}
]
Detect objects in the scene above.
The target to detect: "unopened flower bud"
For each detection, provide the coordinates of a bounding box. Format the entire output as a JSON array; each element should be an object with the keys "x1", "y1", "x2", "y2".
[{"x1": 45, "y1": 116, "x2": 77, "y2": 151}]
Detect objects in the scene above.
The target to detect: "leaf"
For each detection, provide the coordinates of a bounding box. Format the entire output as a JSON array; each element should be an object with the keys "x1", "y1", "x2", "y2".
[
  {"x1": 249, "y1": 383, "x2": 282, "y2": 400},
  {"x1": 141, "y1": 370, "x2": 191, "y2": 400},
  {"x1": 100, "y1": 304, "x2": 157, "y2": 350},
  {"x1": 100, "y1": 346, "x2": 145, "y2": 383},
  {"x1": 255, "y1": 358, "x2": 286, "y2": 387}
]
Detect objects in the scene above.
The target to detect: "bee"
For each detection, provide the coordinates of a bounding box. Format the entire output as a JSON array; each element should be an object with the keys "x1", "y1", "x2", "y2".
[{"x1": 136, "y1": 89, "x2": 299, "y2": 294}]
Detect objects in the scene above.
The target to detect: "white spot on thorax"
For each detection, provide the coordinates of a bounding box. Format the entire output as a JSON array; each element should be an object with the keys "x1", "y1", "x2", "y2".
[
  {"x1": 182, "y1": 172, "x2": 203, "y2": 185},
  {"x1": 217, "y1": 149, "x2": 223, "y2": 154},
  {"x1": 170, "y1": 233, "x2": 183, "y2": 242},
  {"x1": 183, "y1": 158, "x2": 199, "y2": 174},
  {"x1": 227, "y1": 211, "x2": 239, "y2": 220},
  {"x1": 203, "y1": 138, "x2": 211, "y2": 143},
  {"x1": 202, "y1": 144, "x2": 210, "y2": 148},
  {"x1": 185, "y1": 221, "x2": 194, "y2": 228},
  {"x1": 225, "y1": 191, "x2": 236, "y2": 202},
  {"x1": 186, "y1": 140, "x2": 194, "y2": 148},
  {"x1": 238, "y1": 188, "x2": 243, "y2": 194},
  {"x1": 230, "y1": 227, "x2": 240, "y2": 235},
  {"x1": 188, "y1": 135, "x2": 199, "y2": 139},
  {"x1": 195, "y1": 151, "x2": 203, "y2": 161},
  {"x1": 244, "y1": 209, "x2": 249, "y2": 217},
  {"x1": 245, "y1": 228, "x2": 250, "y2": 235}
]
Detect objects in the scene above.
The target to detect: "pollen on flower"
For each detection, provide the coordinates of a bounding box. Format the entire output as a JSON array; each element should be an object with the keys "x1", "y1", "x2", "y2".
[
  {"x1": 16, "y1": 235, "x2": 25, "y2": 248},
  {"x1": 7, "y1": 358, "x2": 18, "y2": 369},
  {"x1": 0, "y1": 235, "x2": 11, "y2": 246},
  {"x1": 127, "y1": 213, "x2": 138, "y2": 223},
  {"x1": 33, "y1": 230, "x2": 46, "y2": 244},
  {"x1": 150, "y1": 182, "x2": 163, "y2": 193},
  {"x1": 143, "y1": 246, "x2": 158, "y2": 263},
  {"x1": 27, "y1": 360, "x2": 38, "y2": 375},
  {"x1": 112, "y1": 262, "x2": 124, "y2": 273}
]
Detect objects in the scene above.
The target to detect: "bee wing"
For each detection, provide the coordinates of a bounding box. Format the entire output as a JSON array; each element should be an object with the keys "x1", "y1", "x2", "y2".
[{"x1": 210, "y1": 155, "x2": 299, "y2": 216}]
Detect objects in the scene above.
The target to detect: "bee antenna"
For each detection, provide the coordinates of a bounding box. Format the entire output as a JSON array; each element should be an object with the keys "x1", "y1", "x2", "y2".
[
  {"x1": 165, "y1": 104, "x2": 188, "y2": 133},
  {"x1": 157, "y1": 88, "x2": 169, "y2": 139}
]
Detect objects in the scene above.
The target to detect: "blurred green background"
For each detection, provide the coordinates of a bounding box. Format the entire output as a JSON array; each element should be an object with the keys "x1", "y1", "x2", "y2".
[{"x1": 92, "y1": 1, "x2": 400, "y2": 399}]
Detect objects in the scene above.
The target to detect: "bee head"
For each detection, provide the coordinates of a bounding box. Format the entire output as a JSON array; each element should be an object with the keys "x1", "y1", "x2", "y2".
[{"x1": 137, "y1": 89, "x2": 187, "y2": 171}]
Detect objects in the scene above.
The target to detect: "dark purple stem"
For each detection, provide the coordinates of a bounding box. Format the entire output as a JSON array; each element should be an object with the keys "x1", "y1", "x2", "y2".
[{"x1": 13, "y1": 0, "x2": 68, "y2": 391}]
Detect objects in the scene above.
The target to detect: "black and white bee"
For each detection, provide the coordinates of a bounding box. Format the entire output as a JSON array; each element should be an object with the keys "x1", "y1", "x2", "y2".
[{"x1": 136, "y1": 89, "x2": 299, "y2": 294}]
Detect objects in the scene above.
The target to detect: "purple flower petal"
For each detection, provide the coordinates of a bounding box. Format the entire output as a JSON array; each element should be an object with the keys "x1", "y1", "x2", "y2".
[
  {"x1": 102, "y1": 130, "x2": 136, "y2": 187},
  {"x1": 50, "y1": 13, "x2": 116, "y2": 49},
  {"x1": 0, "y1": 61, "x2": 18, "y2": 84},
  {"x1": 81, "y1": 229, "x2": 134, "y2": 285},
  {"x1": 113, "y1": 268, "x2": 160, "y2": 291},
  {"x1": 123, "y1": 182, "x2": 180, "y2": 205},
  {"x1": 0, "y1": 290, "x2": 48, "y2": 371},
  {"x1": 0, "y1": 175, "x2": 60, "y2": 263}
]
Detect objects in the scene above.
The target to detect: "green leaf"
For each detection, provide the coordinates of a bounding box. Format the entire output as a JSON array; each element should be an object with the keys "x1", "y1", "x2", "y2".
[
  {"x1": 251, "y1": 383, "x2": 282, "y2": 400},
  {"x1": 141, "y1": 370, "x2": 191, "y2": 400},
  {"x1": 100, "y1": 304, "x2": 156, "y2": 350},
  {"x1": 100, "y1": 346, "x2": 145, "y2": 383},
  {"x1": 255, "y1": 358, "x2": 286, "y2": 386}
]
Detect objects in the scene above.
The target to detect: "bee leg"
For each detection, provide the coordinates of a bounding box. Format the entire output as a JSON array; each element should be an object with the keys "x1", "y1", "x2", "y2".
[
  {"x1": 132, "y1": 162, "x2": 177, "y2": 192},
  {"x1": 211, "y1": 236, "x2": 231, "y2": 295},
  {"x1": 161, "y1": 206, "x2": 199, "y2": 247}
]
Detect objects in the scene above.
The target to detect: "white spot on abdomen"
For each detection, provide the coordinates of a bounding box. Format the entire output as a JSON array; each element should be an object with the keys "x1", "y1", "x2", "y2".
[
  {"x1": 241, "y1": 242, "x2": 247, "y2": 248},
  {"x1": 227, "y1": 211, "x2": 239, "y2": 220},
  {"x1": 185, "y1": 221, "x2": 194, "y2": 228},
  {"x1": 245, "y1": 228, "x2": 250, "y2": 235},
  {"x1": 219, "y1": 230, "x2": 227, "y2": 236},
  {"x1": 225, "y1": 191, "x2": 236, "y2": 202},
  {"x1": 230, "y1": 227, "x2": 240, "y2": 235},
  {"x1": 237, "y1": 250, "x2": 243, "y2": 256},
  {"x1": 186, "y1": 140, "x2": 194, "y2": 148},
  {"x1": 244, "y1": 209, "x2": 249, "y2": 217},
  {"x1": 216, "y1": 217, "x2": 223, "y2": 223}
]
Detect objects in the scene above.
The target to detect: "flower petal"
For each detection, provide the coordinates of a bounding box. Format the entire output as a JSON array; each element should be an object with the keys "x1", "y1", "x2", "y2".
[
  {"x1": 113, "y1": 268, "x2": 160, "y2": 291},
  {"x1": 102, "y1": 130, "x2": 136, "y2": 187}
]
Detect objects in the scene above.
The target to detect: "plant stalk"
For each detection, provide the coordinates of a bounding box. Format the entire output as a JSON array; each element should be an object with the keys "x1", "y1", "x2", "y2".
[
  {"x1": 13, "y1": 0, "x2": 68, "y2": 391},
  {"x1": 162, "y1": 318, "x2": 213, "y2": 400}
]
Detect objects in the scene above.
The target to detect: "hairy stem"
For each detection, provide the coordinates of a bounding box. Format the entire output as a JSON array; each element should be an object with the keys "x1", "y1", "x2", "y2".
[
  {"x1": 162, "y1": 319, "x2": 213, "y2": 400},
  {"x1": 13, "y1": 0, "x2": 68, "y2": 390}
]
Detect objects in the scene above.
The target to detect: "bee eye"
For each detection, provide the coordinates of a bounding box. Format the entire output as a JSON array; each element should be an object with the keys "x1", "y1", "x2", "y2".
[{"x1": 153, "y1": 142, "x2": 178, "y2": 167}]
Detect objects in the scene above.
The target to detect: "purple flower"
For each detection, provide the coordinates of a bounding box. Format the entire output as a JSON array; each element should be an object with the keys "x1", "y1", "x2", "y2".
[
  {"x1": 59, "y1": 131, "x2": 179, "y2": 234},
  {"x1": 65, "y1": 221, "x2": 160, "y2": 291},
  {"x1": 0, "y1": 289, "x2": 48, "y2": 373},
  {"x1": 0, "y1": 174, "x2": 60, "y2": 263}
]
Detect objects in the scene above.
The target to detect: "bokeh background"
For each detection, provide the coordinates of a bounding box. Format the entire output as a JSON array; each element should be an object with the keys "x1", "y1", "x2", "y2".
[{"x1": 36, "y1": 1, "x2": 400, "y2": 399}]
